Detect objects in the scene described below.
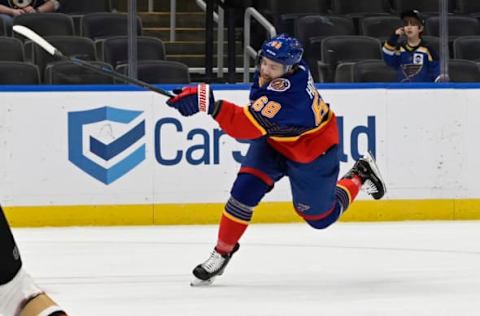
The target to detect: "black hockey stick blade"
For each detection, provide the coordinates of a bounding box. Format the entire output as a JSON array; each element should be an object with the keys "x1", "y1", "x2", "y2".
[{"x1": 12, "y1": 25, "x2": 174, "y2": 98}]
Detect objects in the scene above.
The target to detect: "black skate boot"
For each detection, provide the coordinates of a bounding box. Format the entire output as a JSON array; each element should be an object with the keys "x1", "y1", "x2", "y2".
[
  {"x1": 190, "y1": 243, "x2": 240, "y2": 286},
  {"x1": 344, "y1": 152, "x2": 386, "y2": 200}
]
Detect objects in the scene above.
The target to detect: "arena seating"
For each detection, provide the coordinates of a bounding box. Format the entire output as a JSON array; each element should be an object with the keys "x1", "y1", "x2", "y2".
[
  {"x1": 455, "y1": 0, "x2": 480, "y2": 17},
  {"x1": 32, "y1": 36, "x2": 97, "y2": 80},
  {"x1": 353, "y1": 59, "x2": 397, "y2": 82},
  {"x1": 0, "y1": 37, "x2": 24, "y2": 62},
  {"x1": 60, "y1": 0, "x2": 112, "y2": 14},
  {"x1": 0, "y1": 61, "x2": 40, "y2": 84},
  {"x1": 0, "y1": 19, "x2": 6, "y2": 36},
  {"x1": 319, "y1": 35, "x2": 383, "y2": 82},
  {"x1": 44, "y1": 61, "x2": 115, "y2": 84},
  {"x1": 13, "y1": 13, "x2": 75, "y2": 38},
  {"x1": 359, "y1": 16, "x2": 403, "y2": 41},
  {"x1": 331, "y1": 0, "x2": 391, "y2": 17},
  {"x1": 81, "y1": 13, "x2": 142, "y2": 40},
  {"x1": 116, "y1": 60, "x2": 191, "y2": 84},
  {"x1": 453, "y1": 36, "x2": 480, "y2": 60},
  {"x1": 425, "y1": 16, "x2": 480, "y2": 40},
  {"x1": 390, "y1": 0, "x2": 455, "y2": 15},
  {"x1": 1, "y1": 0, "x2": 480, "y2": 84},
  {"x1": 448, "y1": 59, "x2": 480, "y2": 81},
  {"x1": 99, "y1": 36, "x2": 165, "y2": 68}
]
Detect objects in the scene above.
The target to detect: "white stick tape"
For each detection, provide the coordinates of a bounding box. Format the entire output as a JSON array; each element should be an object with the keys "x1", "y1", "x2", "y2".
[{"x1": 12, "y1": 25, "x2": 58, "y2": 56}]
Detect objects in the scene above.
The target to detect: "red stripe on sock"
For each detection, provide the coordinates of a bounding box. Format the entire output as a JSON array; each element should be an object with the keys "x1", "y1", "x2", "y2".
[
  {"x1": 216, "y1": 213, "x2": 248, "y2": 255},
  {"x1": 337, "y1": 175, "x2": 362, "y2": 202}
]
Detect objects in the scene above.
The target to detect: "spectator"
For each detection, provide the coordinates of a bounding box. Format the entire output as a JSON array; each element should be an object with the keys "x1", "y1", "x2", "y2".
[
  {"x1": 0, "y1": 0, "x2": 60, "y2": 35},
  {"x1": 383, "y1": 9, "x2": 440, "y2": 82}
]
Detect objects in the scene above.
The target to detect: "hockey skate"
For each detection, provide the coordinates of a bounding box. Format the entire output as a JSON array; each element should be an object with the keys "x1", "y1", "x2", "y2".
[
  {"x1": 190, "y1": 243, "x2": 240, "y2": 286},
  {"x1": 344, "y1": 152, "x2": 386, "y2": 200}
]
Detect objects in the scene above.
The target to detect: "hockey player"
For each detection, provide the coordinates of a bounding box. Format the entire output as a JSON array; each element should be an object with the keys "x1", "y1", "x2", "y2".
[
  {"x1": 166, "y1": 34, "x2": 387, "y2": 286},
  {"x1": 383, "y1": 9, "x2": 440, "y2": 82},
  {"x1": 0, "y1": 205, "x2": 67, "y2": 316}
]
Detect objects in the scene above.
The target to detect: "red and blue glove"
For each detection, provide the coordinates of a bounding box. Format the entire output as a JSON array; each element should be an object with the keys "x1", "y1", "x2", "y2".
[{"x1": 166, "y1": 83, "x2": 219, "y2": 117}]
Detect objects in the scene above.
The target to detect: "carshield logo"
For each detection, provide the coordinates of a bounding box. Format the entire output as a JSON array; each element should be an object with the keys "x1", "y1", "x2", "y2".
[{"x1": 68, "y1": 106, "x2": 145, "y2": 184}]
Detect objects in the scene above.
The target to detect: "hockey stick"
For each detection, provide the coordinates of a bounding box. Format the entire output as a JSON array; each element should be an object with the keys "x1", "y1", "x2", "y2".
[{"x1": 12, "y1": 25, "x2": 174, "y2": 98}]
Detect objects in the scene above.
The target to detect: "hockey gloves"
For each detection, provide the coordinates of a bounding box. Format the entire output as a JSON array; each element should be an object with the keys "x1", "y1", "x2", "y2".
[{"x1": 166, "y1": 83, "x2": 219, "y2": 117}]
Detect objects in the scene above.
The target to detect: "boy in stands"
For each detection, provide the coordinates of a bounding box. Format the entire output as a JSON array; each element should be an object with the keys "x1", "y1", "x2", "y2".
[{"x1": 383, "y1": 9, "x2": 440, "y2": 82}]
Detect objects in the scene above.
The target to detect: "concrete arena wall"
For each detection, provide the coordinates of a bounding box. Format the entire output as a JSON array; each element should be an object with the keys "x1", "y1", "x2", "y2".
[{"x1": 1, "y1": 83, "x2": 479, "y2": 227}]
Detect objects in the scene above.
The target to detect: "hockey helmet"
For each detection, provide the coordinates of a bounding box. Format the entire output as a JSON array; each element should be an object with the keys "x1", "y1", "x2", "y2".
[
  {"x1": 400, "y1": 9, "x2": 425, "y2": 26},
  {"x1": 260, "y1": 34, "x2": 304, "y2": 68}
]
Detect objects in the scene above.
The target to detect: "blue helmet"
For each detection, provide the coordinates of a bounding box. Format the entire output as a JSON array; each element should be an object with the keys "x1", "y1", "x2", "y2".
[{"x1": 260, "y1": 34, "x2": 304, "y2": 67}]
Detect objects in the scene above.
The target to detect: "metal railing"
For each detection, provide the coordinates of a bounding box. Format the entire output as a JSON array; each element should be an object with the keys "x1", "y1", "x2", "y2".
[
  {"x1": 195, "y1": 0, "x2": 224, "y2": 78},
  {"x1": 243, "y1": 7, "x2": 276, "y2": 82},
  {"x1": 170, "y1": 0, "x2": 176, "y2": 41}
]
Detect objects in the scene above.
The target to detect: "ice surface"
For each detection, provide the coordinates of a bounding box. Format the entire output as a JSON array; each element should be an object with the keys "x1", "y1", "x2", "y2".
[{"x1": 12, "y1": 221, "x2": 480, "y2": 315}]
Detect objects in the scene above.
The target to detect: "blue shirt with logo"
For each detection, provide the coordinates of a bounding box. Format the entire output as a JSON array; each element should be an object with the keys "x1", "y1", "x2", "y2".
[{"x1": 383, "y1": 34, "x2": 440, "y2": 82}]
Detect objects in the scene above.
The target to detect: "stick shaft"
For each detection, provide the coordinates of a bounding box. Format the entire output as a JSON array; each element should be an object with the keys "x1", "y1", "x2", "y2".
[
  {"x1": 13, "y1": 25, "x2": 175, "y2": 98},
  {"x1": 69, "y1": 57, "x2": 174, "y2": 97}
]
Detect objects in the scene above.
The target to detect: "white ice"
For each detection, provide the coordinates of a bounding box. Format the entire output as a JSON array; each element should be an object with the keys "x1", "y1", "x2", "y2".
[{"x1": 12, "y1": 221, "x2": 480, "y2": 316}]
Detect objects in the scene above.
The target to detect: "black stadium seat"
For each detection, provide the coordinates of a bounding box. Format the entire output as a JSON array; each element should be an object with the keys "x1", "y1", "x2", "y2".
[
  {"x1": 116, "y1": 61, "x2": 190, "y2": 84},
  {"x1": 334, "y1": 62, "x2": 356, "y2": 82},
  {"x1": 448, "y1": 59, "x2": 480, "y2": 82},
  {"x1": 390, "y1": 0, "x2": 455, "y2": 15},
  {"x1": 295, "y1": 15, "x2": 355, "y2": 50},
  {"x1": 425, "y1": 16, "x2": 480, "y2": 40},
  {"x1": 0, "y1": 37, "x2": 24, "y2": 61},
  {"x1": 456, "y1": 0, "x2": 480, "y2": 17},
  {"x1": 295, "y1": 15, "x2": 355, "y2": 80},
  {"x1": 353, "y1": 59, "x2": 397, "y2": 82},
  {"x1": 81, "y1": 13, "x2": 142, "y2": 40},
  {"x1": 359, "y1": 16, "x2": 403, "y2": 42},
  {"x1": 0, "y1": 61, "x2": 40, "y2": 84},
  {"x1": 453, "y1": 36, "x2": 480, "y2": 61},
  {"x1": 320, "y1": 35, "x2": 383, "y2": 82},
  {"x1": 44, "y1": 61, "x2": 115, "y2": 84},
  {"x1": 60, "y1": 0, "x2": 112, "y2": 14},
  {"x1": 257, "y1": 0, "x2": 330, "y2": 34},
  {"x1": 331, "y1": 0, "x2": 390, "y2": 16},
  {"x1": 99, "y1": 36, "x2": 165, "y2": 68},
  {"x1": 0, "y1": 18, "x2": 6, "y2": 36},
  {"x1": 13, "y1": 13, "x2": 75, "y2": 38},
  {"x1": 32, "y1": 36, "x2": 97, "y2": 79},
  {"x1": 422, "y1": 36, "x2": 441, "y2": 56}
]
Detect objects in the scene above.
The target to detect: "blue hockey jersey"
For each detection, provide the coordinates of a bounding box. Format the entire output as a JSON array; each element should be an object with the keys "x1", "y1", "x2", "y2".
[
  {"x1": 214, "y1": 60, "x2": 338, "y2": 163},
  {"x1": 383, "y1": 34, "x2": 440, "y2": 82}
]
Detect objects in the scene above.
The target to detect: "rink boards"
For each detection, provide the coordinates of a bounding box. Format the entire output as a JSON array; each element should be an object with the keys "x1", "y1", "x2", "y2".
[{"x1": 1, "y1": 83, "x2": 480, "y2": 226}]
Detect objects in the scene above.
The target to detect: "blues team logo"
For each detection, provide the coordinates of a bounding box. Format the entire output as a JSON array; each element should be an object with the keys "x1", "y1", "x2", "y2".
[
  {"x1": 68, "y1": 106, "x2": 145, "y2": 185},
  {"x1": 267, "y1": 78, "x2": 290, "y2": 92}
]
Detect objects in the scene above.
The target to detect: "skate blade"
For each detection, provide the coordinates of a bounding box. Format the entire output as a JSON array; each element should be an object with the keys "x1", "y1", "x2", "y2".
[{"x1": 190, "y1": 276, "x2": 216, "y2": 287}]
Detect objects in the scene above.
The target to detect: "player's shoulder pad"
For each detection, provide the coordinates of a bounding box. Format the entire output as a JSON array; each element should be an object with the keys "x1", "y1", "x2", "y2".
[{"x1": 267, "y1": 78, "x2": 291, "y2": 92}]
